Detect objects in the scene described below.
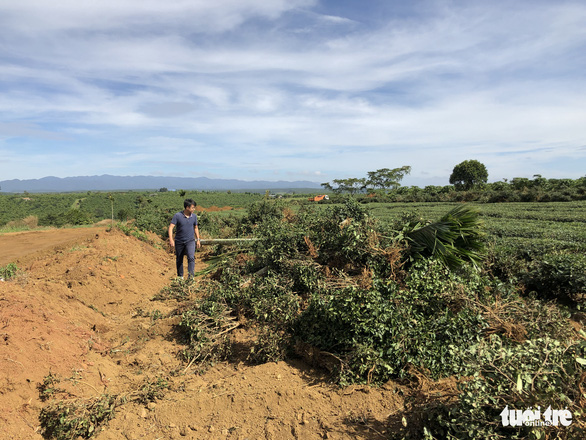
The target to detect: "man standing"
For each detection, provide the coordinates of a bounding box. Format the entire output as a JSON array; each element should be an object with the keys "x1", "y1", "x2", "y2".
[{"x1": 168, "y1": 198, "x2": 201, "y2": 278}]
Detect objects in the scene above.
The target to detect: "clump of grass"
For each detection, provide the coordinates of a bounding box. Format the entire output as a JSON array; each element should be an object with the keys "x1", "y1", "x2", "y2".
[
  {"x1": 134, "y1": 376, "x2": 170, "y2": 404},
  {"x1": 115, "y1": 223, "x2": 161, "y2": 248},
  {"x1": 0, "y1": 263, "x2": 27, "y2": 285},
  {"x1": 0, "y1": 263, "x2": 19, "y2": 280},
  {"x1": 150, "y1": 309, "x2": 164, "y2": 322}
]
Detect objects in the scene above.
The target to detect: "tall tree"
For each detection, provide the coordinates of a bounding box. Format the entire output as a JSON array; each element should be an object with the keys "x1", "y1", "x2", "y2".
[
  {"x1": 331, "y1": 178, "x2": 366, "y2": 195},
  {"x1": 320, "y1": 182, "x2": 333, "y2": 192},
  {"x1": 449, "y1": 160, "x2": 488, "y2": 191},
  {"x1": 366, "y1": 166, "x2": 411, "y2": 191}
]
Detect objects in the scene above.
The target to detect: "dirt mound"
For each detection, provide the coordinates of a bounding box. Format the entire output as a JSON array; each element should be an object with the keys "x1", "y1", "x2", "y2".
[{"x1": 0, "y1": 228, "x2": 404, "y2": 439}]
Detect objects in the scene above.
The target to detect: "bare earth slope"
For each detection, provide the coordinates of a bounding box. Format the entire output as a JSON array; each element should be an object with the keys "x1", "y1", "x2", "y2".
[{"x1": 0, "y1": 228, "x2": 404, "y2": 440}]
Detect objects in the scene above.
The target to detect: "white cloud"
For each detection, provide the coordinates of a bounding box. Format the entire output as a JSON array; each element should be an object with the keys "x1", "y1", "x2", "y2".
[
  {"x1": 0, "y1": 122, "x2": 67, "y2": 141},
  {"x1": 0, "y1": 0, "x2": 316, "y2": 34},
  {"x1": 1, "y1": 0, "x2": 585, "y2": 183}
]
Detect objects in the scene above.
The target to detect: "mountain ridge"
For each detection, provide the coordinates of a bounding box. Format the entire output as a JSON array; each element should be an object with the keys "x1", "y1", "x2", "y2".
[{"x1": 0, "y1": 175, "x2": 322, "y2": 192}]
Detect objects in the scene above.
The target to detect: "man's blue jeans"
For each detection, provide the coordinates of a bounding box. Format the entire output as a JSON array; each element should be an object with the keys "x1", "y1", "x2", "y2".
[{"x1": 175, "y1": 240, "x2": 195, "y2": 278}]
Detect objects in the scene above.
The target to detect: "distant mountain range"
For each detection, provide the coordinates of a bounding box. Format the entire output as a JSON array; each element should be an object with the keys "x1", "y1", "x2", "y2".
[{"x1": 0, "y1": 175, "x2": 322, "y2": 193}]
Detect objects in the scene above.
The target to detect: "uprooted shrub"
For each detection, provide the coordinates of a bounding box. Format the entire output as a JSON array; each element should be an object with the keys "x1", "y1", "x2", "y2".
[
  {"x1": 294, "y1": 260, "x2": 494, "y2": 384},
  {"x1": 38, "y1": 374, "x2": 169, "y2": 440},
  {"x1": 181, "y1": 201, "x2": 516, "y2": 380},
  {"x1": 133, "y1": 206, "x2": 174, "y2": 237},
  {"x1": 39, "y1": 394, "x2": 120, "y2": 440},
  {"x1": 168, "y1": 198, "x2": 581, "y2": 440},
  {"x1": 177, "y1": 295, "x2": 236, "y2": 369},
  {"x1": 397, "y1": 335, "x2": 586, "y2": 440}
]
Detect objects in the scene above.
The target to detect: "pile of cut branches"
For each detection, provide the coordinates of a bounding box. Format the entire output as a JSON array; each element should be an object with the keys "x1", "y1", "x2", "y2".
[
  {"x1": 166, "y1": 198, "x2": 583, "y2": 440},
  {"x1": 178, "y1": 299, "x2": 239, "y2": 370}
]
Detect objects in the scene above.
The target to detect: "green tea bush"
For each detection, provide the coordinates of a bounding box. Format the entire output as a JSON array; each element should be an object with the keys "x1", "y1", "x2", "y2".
[
  {"x1": 522, "y1": 254, "x2": 586, "y2": 306},
  {"x1": 251, "y1": 216, "x2": 307, "y2": 270},
  {"x1": 134, "y1": 206, "x2": 173, "y2": 236},
  {"x1": 305, "y1": 206, "x2": 379, "y2": 270},
  {"x1": 154, "y1": 276, "x2": 197, "y2": 300},
  {"x1": 240, "y1": 273, "x2": 301, "y2": 326},
  {"x1": 204, "y1": 264, "x2": 302, "y2": 329},
  {"x1": 248, "y1": 325, "x2": 291, "y2": 364},
  {"x1": 196, "y1": 211, "x2": 242, "y2": 238},
  {"x1": 179, "y1": 200, "x2": 527, "y2": 387},
  {"x1": 238, "y1": 199, "x2": 284, "y2": 234},
  {"x1": 284, "y1": 259, "x2": 324, "y2": 297}
]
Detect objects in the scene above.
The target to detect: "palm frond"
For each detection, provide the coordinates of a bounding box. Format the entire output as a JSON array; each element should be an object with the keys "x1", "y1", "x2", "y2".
[{"x1": 404, "y1": 204, "x2": 485, "y2": 270}]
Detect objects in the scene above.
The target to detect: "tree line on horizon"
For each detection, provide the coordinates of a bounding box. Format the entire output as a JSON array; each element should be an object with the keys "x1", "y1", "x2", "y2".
[
  {"x1": 1, "y1": 159, "x2": 586, "y2": 229},
  {"x1": 319, "y1": 160, "x2": 586, "y2": 203}
]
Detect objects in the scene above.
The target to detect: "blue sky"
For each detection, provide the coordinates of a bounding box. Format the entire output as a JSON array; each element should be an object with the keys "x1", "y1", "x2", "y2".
[{"x1": 1, "y1": 0, "x2": 585, "y2": 186}]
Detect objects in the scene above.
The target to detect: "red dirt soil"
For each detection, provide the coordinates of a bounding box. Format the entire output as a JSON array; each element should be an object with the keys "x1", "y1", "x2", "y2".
[
  {"x1": 0, "y1": 227, "x2": 405, "y2": 440},
  {"x1": 196, "y1": 206, "x2": 237, "y2": 212}
]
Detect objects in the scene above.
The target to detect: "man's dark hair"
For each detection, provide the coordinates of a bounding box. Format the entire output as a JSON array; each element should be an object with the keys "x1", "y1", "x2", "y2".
[{"x1": 184, "y1": 198, "x2": 197, "y2": 208}]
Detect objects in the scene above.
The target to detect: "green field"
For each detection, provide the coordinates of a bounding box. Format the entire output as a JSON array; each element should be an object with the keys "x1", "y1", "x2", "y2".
[
  {"x1": 0, "y1": 190, "x2": 267, "y2": 230},
  {"x1": 369, "y1": 200, "x2": 586, "y2": 252},
  {"x1": 3, "y1": 192, "x2": 586, "y2": 255}
]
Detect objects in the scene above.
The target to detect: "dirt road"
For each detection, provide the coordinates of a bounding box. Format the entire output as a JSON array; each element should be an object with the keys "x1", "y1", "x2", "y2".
[{"x1": 0, "y1": 227, "x2": 105, "y2": 266}]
